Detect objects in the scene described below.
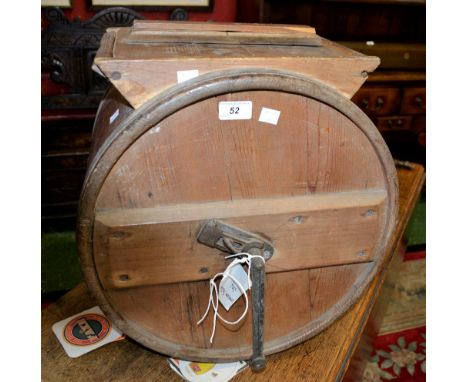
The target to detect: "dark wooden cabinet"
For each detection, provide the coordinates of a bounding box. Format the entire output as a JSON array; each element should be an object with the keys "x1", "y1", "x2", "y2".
[
  {"x1": 376, "y1": 116, "x2": 413, "y2": 132},
  {"x1": 42, "y1": 111, "x2": 95, "y2": 231},
  {"x1": 351, "y1": 77, "x2": 426, "y2": 165},
  {"x1": 353, "y1": 87, "x2": 402, "y2": 117},
  {"x1": 401, "y1": 87, "x2": 426, "y2": 115}
]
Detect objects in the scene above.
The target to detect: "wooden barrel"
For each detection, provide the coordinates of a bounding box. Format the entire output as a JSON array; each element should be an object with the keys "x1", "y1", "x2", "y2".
[{"x1": 77, "y1": 23, "x2": 398, "y2": 363}]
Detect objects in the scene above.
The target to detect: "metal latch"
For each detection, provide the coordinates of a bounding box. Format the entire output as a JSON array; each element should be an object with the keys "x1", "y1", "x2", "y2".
[
  {"x1": 197, "y1": 219, "x2": 272, "y2": 372},
  {"x1": 197, "y1": 219, "x2": 274, "y2": 261}
]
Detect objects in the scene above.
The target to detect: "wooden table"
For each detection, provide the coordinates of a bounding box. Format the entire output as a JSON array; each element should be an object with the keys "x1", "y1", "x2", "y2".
[{"x1": 42, "y1": 163, "x2": 425, "y2": 382}]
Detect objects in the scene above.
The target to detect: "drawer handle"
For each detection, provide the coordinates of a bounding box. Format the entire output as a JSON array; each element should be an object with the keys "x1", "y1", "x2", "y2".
[
  {"x1": 386, "y1": 119, "x2": 404, "y2": 129},
  {"x1": 376, "y1": 97, "x2": 385, "y2": 110},
  {"x1": 361, "y1": 97, "x2": 384, "y2": 111},
  {"x1": 415, "y1": 96, "x2": 424, "y2": 108}
]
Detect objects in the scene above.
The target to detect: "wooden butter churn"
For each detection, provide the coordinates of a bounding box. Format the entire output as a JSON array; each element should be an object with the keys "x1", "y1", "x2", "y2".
[{"x1": 77, "y1": 21, "x2": 398, "y2": 370}]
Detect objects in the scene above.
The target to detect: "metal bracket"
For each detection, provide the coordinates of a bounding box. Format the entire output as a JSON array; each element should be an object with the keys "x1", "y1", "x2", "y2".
[
  {"x1": 197, "y1": 219, "x2": 271, "y2": 372},
  {"x1": 197, "y1": 219, "x2": 274, "y2": 261}
]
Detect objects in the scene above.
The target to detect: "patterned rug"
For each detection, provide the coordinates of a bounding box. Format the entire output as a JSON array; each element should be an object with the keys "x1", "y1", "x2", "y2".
[{"x1": 363, "y1": 250, "x2": 426, "y2": 382}]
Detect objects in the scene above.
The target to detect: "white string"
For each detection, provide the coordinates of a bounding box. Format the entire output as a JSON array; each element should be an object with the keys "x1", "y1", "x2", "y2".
[{"x1": 197, "y1": 252, "x2": 266, "y2": 344}]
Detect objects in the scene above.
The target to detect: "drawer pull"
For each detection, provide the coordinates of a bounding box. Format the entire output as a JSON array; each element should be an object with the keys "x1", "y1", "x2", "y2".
[{"x1": 415, "y1": 96, "x2": 423, "y2": 107}]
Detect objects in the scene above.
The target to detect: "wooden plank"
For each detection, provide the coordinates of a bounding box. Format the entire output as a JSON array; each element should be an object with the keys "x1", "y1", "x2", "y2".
[
  {"x1": 127, "y1": 22, "x2": 320, "y2": 46},
  {"x1": 94, "y1": 190, "x2": 386, "y2": 289},
  {"x1": 124, "y1": 31, "x2": 322, "y2": 46},
  {"x1": 96, "y1": 190, "x2": 385, "y2": 226},
  {"x1": 133, "y1": 20, "x2": 317, "y2": 35},
  {"x1": 111, "y1": 31, "x2": 358, "y2": 61},
  {"x1": 127, "y1": 21, "x2": 320, "y2": 46}
]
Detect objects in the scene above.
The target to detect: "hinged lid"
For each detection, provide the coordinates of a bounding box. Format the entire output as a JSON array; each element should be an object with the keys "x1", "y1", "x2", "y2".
[{"x1": 92, "y1": 21, "x2": 380, "y2": 109}]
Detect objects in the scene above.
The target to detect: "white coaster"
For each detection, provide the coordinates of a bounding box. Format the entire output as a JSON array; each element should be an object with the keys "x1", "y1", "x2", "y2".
[
  {"x1": 52, "y1": 306, "x2": 124, "y2": 358},
  {"x1": 168, "y1": 358, "x2": 247, "y2": 382}
]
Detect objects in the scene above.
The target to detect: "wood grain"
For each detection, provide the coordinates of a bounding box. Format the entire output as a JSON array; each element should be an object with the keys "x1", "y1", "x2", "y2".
[
  {"x1": 127, "y1": 21, "x2": 321, "y2": 46},
  {"x1": 93, "y1": 24, "x2": 379, "y2": 108},
  {"x1": 94, "y1": 191, "x2": 385, "y2": 288},
  {"x1": 77, "y1": 70, "x2": 398, "y2": 361},
  {"x1": 101, "y1": 263, "x2": 369, "y2": 354},
  {"x1": 88, "y1": 87, "x2": 134, "y2": 162},
  {"x1": 95, "y1": 91, "x2": 386, "y2": 209},
  {"x1": 43, "y1": 164, "x2": 424, "y2": 382},
  {"x1": 132, "y1": 20, "x2": 317, "y2": 34}
]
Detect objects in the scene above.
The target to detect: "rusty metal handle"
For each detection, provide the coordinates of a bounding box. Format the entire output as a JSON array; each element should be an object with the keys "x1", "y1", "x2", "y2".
[
  {"x1": 197, "y1": 220, "x2": 269, "y2": 371},
  {"x1": 250, "y1": 251, "x2": 266, "y2": 372}
]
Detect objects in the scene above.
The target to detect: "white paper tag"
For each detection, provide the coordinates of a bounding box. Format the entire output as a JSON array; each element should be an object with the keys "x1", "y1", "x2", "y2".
[
  {"x1": 219, "y1": 263, "x2": 250, "y2": 311},
  {"x1": 52, "y1": 306, "x2": 124, "y2": 358},
  {"x1": 177, "y1": 69, "x2": 199, "y2": 83},
  {"x1": 218, "y1": 101, "x2": 253, "y2": 120},
  {"x1": 109, "y1": 109, "x2": 119, "y2": 124},
  {"x1": 259, "y1": 107, "x2": 281, "y2": 125}
]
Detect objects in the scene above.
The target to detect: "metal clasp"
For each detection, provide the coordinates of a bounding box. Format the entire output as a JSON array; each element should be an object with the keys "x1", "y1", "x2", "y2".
[{"x1": 197, "y1": 219, "x2": 274, "y2": 261}]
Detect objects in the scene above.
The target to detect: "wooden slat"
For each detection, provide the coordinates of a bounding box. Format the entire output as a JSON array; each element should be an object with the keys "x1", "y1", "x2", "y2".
[
  {"x1": 97, "y1": 190, "x2": 385, "y2": 226},
  {"x1": 126, "y1": 22, "x2": 321, "y2": 46},
  {"x1": 125, "y1": 31, "x2": 322, "y2": 46},
  {"x1": 133, "y1": 20, "x2": 317, "y2": 35},
  {"x1": 94, "y1": 190, "x2": 386, "y2": 289}
]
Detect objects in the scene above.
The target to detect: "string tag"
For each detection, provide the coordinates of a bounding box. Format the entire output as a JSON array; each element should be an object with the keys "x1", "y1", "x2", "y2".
[
  {"x1": 197, "y1": 252, "x2": 265, "y2": 344},
  {"x1": 219, "y1": 263, "x2": 250, "y2": 311}
]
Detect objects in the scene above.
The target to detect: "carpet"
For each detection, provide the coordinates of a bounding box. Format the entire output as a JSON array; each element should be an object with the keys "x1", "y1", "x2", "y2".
[{"x1": 362, "y1": 250, "x2": 426, "y2": 382}]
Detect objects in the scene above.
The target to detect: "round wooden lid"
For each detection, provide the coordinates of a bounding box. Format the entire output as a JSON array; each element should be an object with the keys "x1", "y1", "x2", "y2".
[{"x1": 77, "y1": 69, "x2": 398, "y2": 361}]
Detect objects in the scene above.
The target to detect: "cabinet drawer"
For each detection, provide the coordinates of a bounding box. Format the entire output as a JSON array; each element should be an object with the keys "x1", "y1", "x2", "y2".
[
  {"x1": 412, "y1": 115, "x2": 426, "y2": 133},
  {"x1": 352, "y1": 87, "x2": 401, "y2": 117},
  {"x1": 401, "y1": 87, "x2": 426, "y2": 114},
  {"x1": 376, "y1": 116, "x2": 413, "y2": 132}
]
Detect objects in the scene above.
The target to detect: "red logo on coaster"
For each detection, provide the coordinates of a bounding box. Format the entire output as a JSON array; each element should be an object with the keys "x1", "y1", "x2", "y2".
[{"x1": 63, "y1": 313, "x2": 111, "y2": 346}]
